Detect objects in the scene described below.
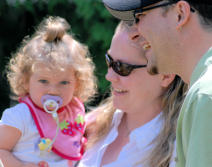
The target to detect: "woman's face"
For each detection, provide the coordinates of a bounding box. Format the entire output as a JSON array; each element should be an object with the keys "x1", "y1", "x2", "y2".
[{"x1": 106, "y1": 27, "x2": 165, "y2": 112}]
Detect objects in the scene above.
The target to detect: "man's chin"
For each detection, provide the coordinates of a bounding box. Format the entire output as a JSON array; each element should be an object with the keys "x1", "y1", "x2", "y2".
[{"x1": 147, "y1": 66, "x2": 159, "y2": 75}]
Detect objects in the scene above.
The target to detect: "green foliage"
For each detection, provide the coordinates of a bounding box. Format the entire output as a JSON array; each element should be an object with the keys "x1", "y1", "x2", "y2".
[{"x1": 0, "y1": 0, "x2": 118, "y2": 114}]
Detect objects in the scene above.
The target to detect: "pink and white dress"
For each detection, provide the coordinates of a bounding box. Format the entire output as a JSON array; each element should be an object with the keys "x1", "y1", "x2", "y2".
[{"x1": 1, "y1": 95, "x2": 86, "y2": 167}]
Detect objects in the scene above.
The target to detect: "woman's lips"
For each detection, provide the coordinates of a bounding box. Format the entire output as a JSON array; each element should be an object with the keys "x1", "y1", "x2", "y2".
[{"x1": 113, "y1": 88, "x2": 128, "y2": 95}]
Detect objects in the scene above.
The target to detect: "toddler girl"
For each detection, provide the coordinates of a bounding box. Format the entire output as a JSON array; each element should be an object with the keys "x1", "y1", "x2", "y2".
[{"x1": 0, "y1": 16, "x2": 96, "y2": 167}]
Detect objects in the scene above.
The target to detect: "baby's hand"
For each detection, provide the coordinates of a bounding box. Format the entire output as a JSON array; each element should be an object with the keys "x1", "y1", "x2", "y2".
[{"x1": 38, "y1": 161, "x2": 49, "y2": 167}]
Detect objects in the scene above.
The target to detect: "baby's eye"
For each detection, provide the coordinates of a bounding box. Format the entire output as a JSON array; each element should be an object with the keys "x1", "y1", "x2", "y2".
[
  {"x1": 60, "y1": 81, "x2": 70, "y2": 85},
  {"x1": 38, "y1": 79, "x2": 48, "y2": 84}
]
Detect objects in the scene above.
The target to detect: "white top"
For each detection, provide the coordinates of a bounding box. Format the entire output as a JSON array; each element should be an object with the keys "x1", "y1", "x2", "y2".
[
  {"x1": 78, "y1": 109, "x2": 176, "y2": 167},
  {"x1": 0, "y1": 103, "x2": 71, "y2": 167}
]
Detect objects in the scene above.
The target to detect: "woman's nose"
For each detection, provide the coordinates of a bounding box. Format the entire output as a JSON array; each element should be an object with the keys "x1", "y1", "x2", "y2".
[
  {"x1": 128, "y1": 24, "x2": 147, "y2": 49},
  {"x1": 128, "y1": 24, "x2": 140, "y2": 42},
  {"x1": 105, "y1": 67, "x2": 119, "y2": 83}
]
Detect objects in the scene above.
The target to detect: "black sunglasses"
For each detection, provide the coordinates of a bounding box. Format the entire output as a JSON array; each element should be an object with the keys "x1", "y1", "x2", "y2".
[
  {"x1": 105, "y1": 53, "x2": 147, "y2": 76},
  {"x1": 133, "y1": 1, "x2": 195, "y2": 24}
]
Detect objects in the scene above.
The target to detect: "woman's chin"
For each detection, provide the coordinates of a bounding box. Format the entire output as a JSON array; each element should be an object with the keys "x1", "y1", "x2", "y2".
[{"x1": 113, "y1": 100, "x2": 127, "y2": 111}]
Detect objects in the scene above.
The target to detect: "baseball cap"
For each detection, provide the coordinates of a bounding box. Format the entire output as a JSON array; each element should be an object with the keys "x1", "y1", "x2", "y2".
[
  {"x1": 103, "y1": 0, "x2": 212, "y2": 24},
  {"x1": 103, "y1": 0, "x2": 163, "y2": 23}
]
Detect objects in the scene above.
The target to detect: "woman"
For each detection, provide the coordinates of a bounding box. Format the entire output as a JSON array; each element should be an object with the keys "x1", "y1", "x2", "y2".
[{"x1": 78, "y1": 22, "x2": 187, "y2": 167}]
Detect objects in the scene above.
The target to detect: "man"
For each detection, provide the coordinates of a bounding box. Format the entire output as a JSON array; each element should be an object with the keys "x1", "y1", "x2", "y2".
[{"x1": 103, "y1": 0, "x2": 212, "y2": 167}]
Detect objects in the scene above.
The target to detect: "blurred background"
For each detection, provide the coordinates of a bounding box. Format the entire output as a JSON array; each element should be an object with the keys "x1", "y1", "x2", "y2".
[{"x1": 0, "y1": 0, "x2": 118, "y2": 116}]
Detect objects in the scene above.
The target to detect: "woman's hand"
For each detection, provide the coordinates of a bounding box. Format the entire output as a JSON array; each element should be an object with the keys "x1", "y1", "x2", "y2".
[
  {"x1": 22, "y1": 161, "x2": 49, "y2": 167},
  {"x1": 22, "y1": 162, "x2": 40, "y2": 167},
  {"x1": 38, "y1": 161, "x2": 49, "y2": 167}
]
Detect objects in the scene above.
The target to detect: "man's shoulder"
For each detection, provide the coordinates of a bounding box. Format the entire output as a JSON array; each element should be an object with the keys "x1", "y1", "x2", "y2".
[{"x1": 190, "y1": 66, "x2": 212, "y2": 97}]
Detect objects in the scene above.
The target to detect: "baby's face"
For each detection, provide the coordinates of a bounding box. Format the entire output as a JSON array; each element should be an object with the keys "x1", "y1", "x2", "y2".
[{"x1": 26, "y1": 63, "x2": 77, "y2": 108}]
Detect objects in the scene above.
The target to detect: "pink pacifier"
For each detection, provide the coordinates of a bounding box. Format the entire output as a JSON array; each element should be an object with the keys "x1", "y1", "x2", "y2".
[
  {"x1": 39, "y1": 95, "x2": 63, "y2": 153},
  {"x1": 41, "y1": 95, "x2": 63, "y2": 118}
]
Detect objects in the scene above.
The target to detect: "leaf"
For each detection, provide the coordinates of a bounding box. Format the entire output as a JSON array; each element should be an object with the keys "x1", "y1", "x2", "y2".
[{"x1": 59, "y1": 120, "x2": 69, "y2": 130}]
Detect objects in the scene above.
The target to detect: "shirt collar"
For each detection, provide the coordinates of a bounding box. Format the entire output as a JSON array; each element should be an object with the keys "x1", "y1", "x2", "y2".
[
  {"x1": 111, "y1": 109, "x2": 124, "y2": 128},
  {"x1": 130, "y1": 113, "x2": 163, "y2": 150},
  {"x1": 112, "y1": 110, "x2": 163, "y2": 150},
  {"x1": 190, "y1": 47, "x2": 212, "y2": 86}
]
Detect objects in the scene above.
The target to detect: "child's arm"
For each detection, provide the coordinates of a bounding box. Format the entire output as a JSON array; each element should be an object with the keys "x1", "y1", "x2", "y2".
[{"x1": 0, "y1": 125, "x2": 43, "y2": 167}]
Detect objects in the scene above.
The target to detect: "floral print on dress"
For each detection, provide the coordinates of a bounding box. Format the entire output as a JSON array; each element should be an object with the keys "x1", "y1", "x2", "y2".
[
  {"x1": 59, "y1": 120, "x2": 76, "y2": 136},
  {"x1": 59, "y1": 114, "x2": 85, "y2": 136},
  {"x1": 74, "y1": 114, "x2": 85, "y2": 134}
]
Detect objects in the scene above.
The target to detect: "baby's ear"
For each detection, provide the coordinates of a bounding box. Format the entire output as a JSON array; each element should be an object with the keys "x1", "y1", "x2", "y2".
[
  {"x1": 73, "y1": 79, "x2": 79, "y2": 96},
  {"x1": 23, "y1": 79, "x2": 29, "y2": 92},
  {"x1": 160, "y1": 74, "x2": 176, "y2": 88}
]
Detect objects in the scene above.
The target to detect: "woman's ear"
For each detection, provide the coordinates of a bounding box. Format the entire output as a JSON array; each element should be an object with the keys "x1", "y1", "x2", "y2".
[{"x1": 160, "y1": 74, "x2": 175, "y2": 88}]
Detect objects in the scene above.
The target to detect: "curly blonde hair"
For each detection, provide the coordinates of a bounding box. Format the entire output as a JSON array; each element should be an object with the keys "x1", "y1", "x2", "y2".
[
  {"x1": 7, "y1": 16, "x2": 97, "y2": 102},
  {"x1": 86, "y1": 96, "x2": 115, "y2": 149}
]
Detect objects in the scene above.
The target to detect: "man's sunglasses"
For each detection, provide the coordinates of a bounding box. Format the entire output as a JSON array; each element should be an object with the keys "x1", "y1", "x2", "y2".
[
  {"x1": 133, "y1": 1, "x2": 195, "y2": 24},
  {"x1": 105, "y1": 53, "x2": 147, "y2": 76}
]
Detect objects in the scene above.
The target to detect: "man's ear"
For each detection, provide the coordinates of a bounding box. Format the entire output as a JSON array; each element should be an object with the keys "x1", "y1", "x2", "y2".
[
  {"x1": 160, "y1": 74, "x2": 175, "y2": 88},
  {"x1": 175, "y1": 1, "x2": 191, "y2": 30}
]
